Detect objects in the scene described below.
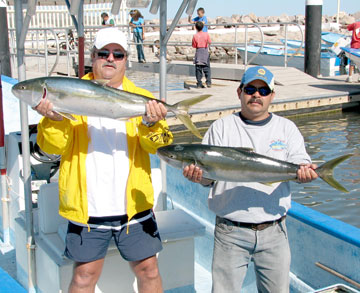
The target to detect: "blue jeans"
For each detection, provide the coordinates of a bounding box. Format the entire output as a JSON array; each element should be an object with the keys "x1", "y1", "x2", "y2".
[
  {"x1": 212, "y1": 216, "x2": 290, "y2": 292},
  {"x1": 133, "y1": 31, "x2": 145, "y2": 62}
]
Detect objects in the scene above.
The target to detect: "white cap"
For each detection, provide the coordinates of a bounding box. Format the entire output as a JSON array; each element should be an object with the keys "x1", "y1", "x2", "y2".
[{"x1": 93, "y1": 28, "x2": 128, "y2": 50}]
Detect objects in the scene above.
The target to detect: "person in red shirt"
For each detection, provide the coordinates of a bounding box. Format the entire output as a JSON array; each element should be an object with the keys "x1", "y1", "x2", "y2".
[
  {"x1": 342, "y1": 21, "x2": 360, "y2": 82},
  {"x1": 192, "y1": 21, "x2": 212, "y2": 88}
]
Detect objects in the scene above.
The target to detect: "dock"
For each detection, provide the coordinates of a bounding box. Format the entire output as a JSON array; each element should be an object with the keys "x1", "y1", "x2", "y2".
[
  {"x1": 19, "y1": 57, "x2": 360, "y2": 129},
  {"x1": 128, "y1": 61, "x2": 360, "y2": 128}
]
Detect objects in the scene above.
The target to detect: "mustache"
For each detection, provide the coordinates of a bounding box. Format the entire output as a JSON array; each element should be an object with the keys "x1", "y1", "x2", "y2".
[
  {"x1": 248, "y1": 98, "x2": 263, "y2": 105},
  {"x1": 102, "y1": 62, "x2": 117, "y2": 69}
]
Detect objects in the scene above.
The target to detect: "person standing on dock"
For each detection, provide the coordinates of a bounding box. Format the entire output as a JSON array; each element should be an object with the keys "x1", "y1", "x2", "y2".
[
  {"x1": 192, "y1": 21, "x2": 212, "y2": 88},
  {"x1": 342, "y1": 20, "x2": 360, "y2": 82},
  {"x1": 34, "y1": 27, "x2": 173, "y2": 293},
  {"x1": 130, "y1": 9, "x2": 146, "y2": 63},
  {"x1": 188, "y1": 7, "x2": 208, "y2": 32},
  {"x1": 182, "y1": 66, "x2": 318, "y2": 292}
]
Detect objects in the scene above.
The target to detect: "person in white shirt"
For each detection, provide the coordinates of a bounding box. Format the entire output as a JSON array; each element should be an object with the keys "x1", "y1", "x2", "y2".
[{"x1": 183, "y1": 66, "x2": 318, "y2": 292}]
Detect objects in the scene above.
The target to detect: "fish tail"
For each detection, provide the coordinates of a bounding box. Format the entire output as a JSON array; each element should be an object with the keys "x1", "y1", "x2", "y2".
[
  {"x1": 170, "y1": 94, "x2": 212, "y2": 139},
  {"x1": 316, "y1": 154, "x2": 353, "y2": 193}
]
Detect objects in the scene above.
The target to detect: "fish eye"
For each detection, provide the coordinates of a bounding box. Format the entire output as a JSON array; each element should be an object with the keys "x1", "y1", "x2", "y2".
[{"x1": 20, "y1": 86, "x2": 26, "y2": 90}]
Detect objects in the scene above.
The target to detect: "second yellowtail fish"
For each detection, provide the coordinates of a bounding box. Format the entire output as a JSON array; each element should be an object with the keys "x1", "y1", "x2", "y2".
[{"x1": 157, "y1": 144, "x2": 353, "y2": 193}]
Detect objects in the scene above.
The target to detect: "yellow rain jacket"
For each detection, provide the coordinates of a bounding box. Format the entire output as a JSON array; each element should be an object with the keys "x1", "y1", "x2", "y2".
[{"x1": 37, "y1": 73, "x2": 173, "y2": 225}]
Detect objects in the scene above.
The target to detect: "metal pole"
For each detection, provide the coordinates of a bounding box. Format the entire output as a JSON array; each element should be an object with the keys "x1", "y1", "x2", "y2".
[
  {"x1": 158, "y1": 1, "x2": 191, "y2": 210},
  {"x1": 159, "y1": 0, "x2": 167, "y2": 101},
  {"x1": 77, "y1": 0, "x2": 85, "y2": 78},
  {"x1": 316, "y1": 262, "x2": 360, "y2": 289},
  {"x1": 304, "y1": 0, "x2": 322, "y2": 77},
  {"x1": 0, "y1": 4, "x2": 12, "y2": 77},
  {"x1": 234, "y1": 25, "x2": 238, "y2": 65},
  {"x1": 284, "y1": 24, "x2": 288, "y2": 68},
  {"x1": 244, "y1": 25, "x2": 248, "y2": 67},
  {"x1": 159, "y1": 0, "x2": 167, "y2": 210},
  {"x1": 0, "y1": 171, "x2": 9, "y2": 245},
  {"x1": 0, "y1": 71, "x2": 10, "y2": 245},
  {"x1": 14, "y1": 0, "x2": 37, "y2": 290},
  {"x1": 163, "y1": 0, "x2": 189, "y2": 45}
]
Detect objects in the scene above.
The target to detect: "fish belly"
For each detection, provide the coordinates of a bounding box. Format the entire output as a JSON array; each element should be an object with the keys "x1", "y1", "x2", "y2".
[{"x1": 51, "y1": 93, "x2": 146, "y2": 119}]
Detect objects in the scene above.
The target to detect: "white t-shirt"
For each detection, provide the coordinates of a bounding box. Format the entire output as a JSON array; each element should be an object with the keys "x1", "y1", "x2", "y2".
[
  {"x1": 86, "y1": 117, "x2": 129, "y2": 216},
  {"x1": 203, "y1": 113, "x2": 311, "y2": 223},
  {"x1": 85, "y1": 85, "x2": 129, "y2": 217}
]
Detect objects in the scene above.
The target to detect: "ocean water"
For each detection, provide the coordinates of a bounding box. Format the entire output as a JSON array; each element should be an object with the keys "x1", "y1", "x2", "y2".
[
  {"x1": 126, "y1": 70, "x2": 188, "y2": 93},
  {"x1": 290, "y1": 110, "x2": 360, "y2": 228}
]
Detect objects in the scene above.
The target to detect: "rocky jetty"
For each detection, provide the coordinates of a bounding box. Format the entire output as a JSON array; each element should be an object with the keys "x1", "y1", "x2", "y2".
[{"x1": 139, "y1": 11, "x2": 360, "y2": 63}]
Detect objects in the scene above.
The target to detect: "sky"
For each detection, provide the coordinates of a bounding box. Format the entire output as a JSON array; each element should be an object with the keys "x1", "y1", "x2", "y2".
[{"x1": 140, "y1": 0, "x2": 359, "y2": 20}]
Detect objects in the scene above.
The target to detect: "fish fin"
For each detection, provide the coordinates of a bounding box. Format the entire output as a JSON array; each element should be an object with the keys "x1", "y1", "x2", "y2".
[
  {"x1": 170, "y1": 94, "x2": 212, "y2": 139},
  {"x1": 176, "y1": 114, "x2": 202, "y2": 139},
  {"x1": 57, "y1": 112, "x2": 77, "y2": 121},
  {"x1": 173, "y1": 94, "x2": 212, "y2": 108},
  {"x1": 316, "y1": 154, "x2": 353, "y2": 193}
]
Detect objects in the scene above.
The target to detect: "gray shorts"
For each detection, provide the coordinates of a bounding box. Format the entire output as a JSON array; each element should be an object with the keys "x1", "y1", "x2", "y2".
[{"x1": 64, "y1": 209, "x2": 162, "y2": 263}]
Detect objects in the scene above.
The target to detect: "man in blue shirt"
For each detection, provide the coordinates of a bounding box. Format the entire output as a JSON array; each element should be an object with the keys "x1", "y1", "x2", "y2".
[{"x1": 188, "y1": 7, "x2": 208, "y2": 33}]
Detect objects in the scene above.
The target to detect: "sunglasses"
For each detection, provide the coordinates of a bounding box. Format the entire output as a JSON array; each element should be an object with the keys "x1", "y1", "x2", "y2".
[
  {"x1": 243, "y1": 85, "x2": 272, "y2": 96},
  {"x1": 96, "y1": 50, "x2": 126, "y2": 60}
]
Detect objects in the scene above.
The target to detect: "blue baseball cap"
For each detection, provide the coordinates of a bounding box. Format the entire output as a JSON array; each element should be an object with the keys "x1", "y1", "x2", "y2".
[{"x1": 241, "y1": 66, "x2": 275, "y2": 91}]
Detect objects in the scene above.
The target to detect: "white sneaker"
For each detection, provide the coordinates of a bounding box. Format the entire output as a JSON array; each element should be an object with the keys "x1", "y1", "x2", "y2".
[{"x1": 345, "y1": 76, "x2": 354, "y2": 83}]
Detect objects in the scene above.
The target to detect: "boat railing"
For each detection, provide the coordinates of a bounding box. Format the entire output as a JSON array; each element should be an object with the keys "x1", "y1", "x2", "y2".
[
  {"x1": 133, "y1": 21, "x2": 304, "y2": 68},
  {"x1": 8, "y1": 27, "x2": 61, "y2": 76},
  {"x1": 8, "y1": 21, "x2": 304, "y2": 77},
  {"x1": 8, "y1": 26, "x2": 101, "y2": 77}
]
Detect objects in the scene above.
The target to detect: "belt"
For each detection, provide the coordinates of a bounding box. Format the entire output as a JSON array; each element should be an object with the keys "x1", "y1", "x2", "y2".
[{"x1": 219, "y1": 215, "x2": 286, "y2": 231}]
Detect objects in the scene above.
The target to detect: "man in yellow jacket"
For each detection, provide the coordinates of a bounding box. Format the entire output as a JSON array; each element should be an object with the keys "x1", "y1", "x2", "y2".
[{"x1": 35, "y1": 27, "x2": 173, "y2": 293}]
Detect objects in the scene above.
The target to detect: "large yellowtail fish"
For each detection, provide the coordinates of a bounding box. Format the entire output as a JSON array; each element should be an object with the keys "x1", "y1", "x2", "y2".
[
  {"x1": 11, "y1": 76, "x2": 211, "y2": 138},
  {"x1": 157, "y1": 144, "x2": 353, "y2": 193}
]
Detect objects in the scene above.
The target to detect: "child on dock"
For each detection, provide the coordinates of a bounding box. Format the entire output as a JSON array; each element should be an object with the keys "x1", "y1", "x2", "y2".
[{"x1": 192, "y1": 21, "x2": 211, "y2": 88}]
